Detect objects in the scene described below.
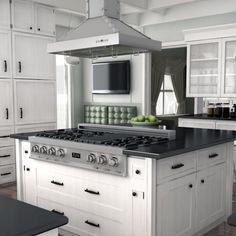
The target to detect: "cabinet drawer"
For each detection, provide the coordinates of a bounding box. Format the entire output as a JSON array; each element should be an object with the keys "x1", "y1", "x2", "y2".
[
  {"x1": 197, "y1": 144, "x2": 226, "y2": 169},
  {"x1": 0, "y1": 127, "x2": 14, "y2": 147},
  {"x1": 0, "y1": 164, "x2": 15, "y2": 184},
  {"x1": 178, "y1": 118, "x2": 216, "y2": 129},
  {"x1": 37, "y1": 169, "x2": 124, "y2": 210},
  {"x1": 215, "y1": 121, "x2": 236, "y2": 131},
  {"x1": 0, "y1": 147, "x2": 15, "y2": 166},
  {"x1": 157, "y1": 152, "x2": 196, "y2": 182},
  {"x1": 38, "y1": 198, "x2": 125, "y2": 236}
]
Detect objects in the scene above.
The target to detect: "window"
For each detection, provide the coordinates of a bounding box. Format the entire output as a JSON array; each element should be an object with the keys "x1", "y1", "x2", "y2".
[{"x1": 156, "y1": 75, "x2": 178, "y2": 115}]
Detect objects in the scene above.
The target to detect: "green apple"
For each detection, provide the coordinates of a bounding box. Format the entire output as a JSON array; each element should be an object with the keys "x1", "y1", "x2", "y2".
[
  {"x1": 133, "y1": 117, "x2": 139, "y2": 122},
  {"x1": 145, "y1": 119, "x2": 150, "y2": 122},
  {"x1": 148, "y1": 115, "x2": 157, "y2": 122},
  {"x1": 137, "y1": 115, "x2": 145, "y2": 122}
]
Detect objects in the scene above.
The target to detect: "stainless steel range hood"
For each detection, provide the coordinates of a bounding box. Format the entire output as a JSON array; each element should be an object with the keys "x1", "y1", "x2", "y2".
[{"x1": 48, "y1": 0, "x2": 161, "y2": 58}]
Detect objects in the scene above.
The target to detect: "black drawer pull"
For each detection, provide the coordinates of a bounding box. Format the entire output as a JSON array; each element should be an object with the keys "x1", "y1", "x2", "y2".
[
  {"x1": 0, "y1": 155, "x2": 10, "y2": 158},
  {"x1": 6, "y1": 108, "x2": 9, "y2": 120},
  {"x1": 135, "y1": 170, "x2": 141, "y2": 175},
  {"x1": 85, "y1": 220, "x2": 100, "y2": 228},
  {"x1": 20, "y1": 108, "x2": 23, "y2": 119},
  {"x1": 209, "y1": 153, "x2": 219, "y2": 159},
  {"x1": 201, "y1": 179, "x2": 205, "y2": 184},
  {"x1": 1, "y1": 172, "x2": 11, "y2": 176},
  {"x1": 0, "y1": 135, "x2": 10, "y2": 139},
  {"x1": 18, "y1": 61, "x2": 22, "y2": 73},
  {"x1": 26, "y1": 168, "x2": 30, "y2": 172},
  {"x1": 84, "y1": 189, "x2": 100, "y2": 195},
  {"x1": 51, "y1": 180, "x2": 64, "y2": 186},
  {"x1": 189, "y1": 184, "x2": 193, "y2": 188},
  {"x1": 171, "y1": 163, "x2": 184, "y2": 169},
  {"x1": 51, "y1": 209, "x2": 64, "y2": 215},
  {"x1": 4, "y1": 60, "x2": 7, "y2": 72}
]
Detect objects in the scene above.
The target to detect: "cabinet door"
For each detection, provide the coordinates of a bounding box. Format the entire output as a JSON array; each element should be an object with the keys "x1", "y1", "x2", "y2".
[
  {"x1": 187, "y1": 40, "x2": 221, "y2": 97},
  {"x1": 0, "y1": 30, "x2": 11, "y2": 77},
  {"x1": 12, "y1": 0, "x2": 34, "y2": 33},
  {"x1": 0, "y1": 79, "x2": 13, "y2": 126},
  {"x1": 35, "y1": 37, "x2": 56, "y2": 79},
  {"x1": 222, "y1": 37, "x2": 236, "y2": 97},
  {"x1": 196, "y1": 164, "x2": 226, "y2": 231},
  {"x1": 22, "y1": 157, "x2": 37, "y2": 205},
  {"x1": 0, "y1": 0, "x2": 10, "y2": 29},
  {"x1": 13, "y1": 33, "x2": 35, "y2": 78},
  {"x1": 156, "y1": 174, "x2": 195, "y2": 236},
  {"x1": 35, "y1": 5, "x2": 55, "y2": 36},
  {"x1": 14, "y1": 80, "x2": 56, "y2": 125}
]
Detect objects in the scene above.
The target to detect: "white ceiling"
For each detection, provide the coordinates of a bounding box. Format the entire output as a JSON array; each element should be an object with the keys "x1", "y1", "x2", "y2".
[{"x1": 33, "y1": 0, "x2": 236, "y2": 29}]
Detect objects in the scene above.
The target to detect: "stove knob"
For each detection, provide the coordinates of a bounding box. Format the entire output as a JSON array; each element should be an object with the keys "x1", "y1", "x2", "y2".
[
  {"x1": 57, "y1": 149, "x2": 65, "y2": 158},
  {"x1": 108, "y1": 157, "x2": 119, "y2": 167},
  {"x1": 31, "y1": 145, "x2": 39, "y2": 153},
  {"x1": 40, "y1": 146, "x2": 47, "y2": 154},
  {"x1": 98, "y1": 155, "x2": 107, "y2": 165},
  {"x1": 48, "y1": 147, "x2": 56, "y2": 156},
  {"x1": 87, "y1": 153, "x2": 96, "y2": 163}
]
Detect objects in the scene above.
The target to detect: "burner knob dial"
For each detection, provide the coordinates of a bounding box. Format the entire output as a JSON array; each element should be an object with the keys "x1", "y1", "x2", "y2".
[
  {"x1": 57, "y1": 149, "x2": 65, "y2": 158},
  {"x1": 87, "y1": 153, "x2": 96, "y2": 163},
  {"x1": 40, "y1": 146, "x2": 47, "y2": 154},
  {"x1": 98, "y1": 155, "x2": 107, "y2": 165},
  {"x1": 48, "y1": 147, "x2": 56, "y2": 156},
  {"x1": 108, "y1": 157, "x2": 119, "y2": 167},
  {"x1": 31, "y1": 145, "x2": 39, "y2": 153}
]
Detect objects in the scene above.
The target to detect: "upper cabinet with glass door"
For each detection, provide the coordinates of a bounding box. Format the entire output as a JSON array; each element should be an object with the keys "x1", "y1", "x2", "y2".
[
  {"x1": 187, "y1": 40, "x2": 221, "y2": 97},
  {"x1": 222, "y1": 38, "x2": 236, "y2": 97}
]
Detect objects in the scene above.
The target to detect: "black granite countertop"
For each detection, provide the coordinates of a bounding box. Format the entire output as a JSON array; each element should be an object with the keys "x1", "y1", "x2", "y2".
[
  {"x1": 123, "y1": 128, "x2": 236, "y2": 159},
  {"x1": 0, "y1": 195, "x2": 68, "y2": 236},
  {"x1": 10, "y1": 127, "x2": 236, "y2": 160},
  {"x1": 180, "y1": 113, "x2": 236, "y2": 121}
]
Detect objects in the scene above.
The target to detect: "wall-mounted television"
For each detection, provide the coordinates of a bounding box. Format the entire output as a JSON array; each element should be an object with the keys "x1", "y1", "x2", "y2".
[{"x1": 92, "y1": 60, "x2": 130, "y2": 94}]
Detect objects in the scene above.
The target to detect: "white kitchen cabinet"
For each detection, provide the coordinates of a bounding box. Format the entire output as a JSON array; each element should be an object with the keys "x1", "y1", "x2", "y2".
[
  {"x1": 196, "y1": 164, "x2": 226, "y2": 231},
  {"x1": 35, "y1": 5, "x2": 55, "y2": 36},
  {"x1": 0, "y1": 0, "x2": 10, "y2": 29},
  {"x1": 157, "y1": 174, "x2": 196, "y2": 236},
  {"x1": 14, "y1": 80, "x2": 56, "y2": 125},
  {"x1": 222, "y1": 37, "x2": 236, "y2": 97},
  {"x1": 0, "y1": 30, "x2": 11, "y2": 78},
  {"x1": 13, "y1": 32, "x2": 56, "y2": 79},
  {"x1": 12, "y1": 0, "x2": 34, "y2": 33},
  {"x1": 186, "y1": 40, "x2": 221, "y2": 97},
  {"x1": 12, "y1": 0, "x2": 55, "y2": 36},
  {"x1": 15, "y1": 123, "x2": 56, "y2": 133},
  {"x1": 0, "y1": 79, "x2": 13, "y2": 126}
]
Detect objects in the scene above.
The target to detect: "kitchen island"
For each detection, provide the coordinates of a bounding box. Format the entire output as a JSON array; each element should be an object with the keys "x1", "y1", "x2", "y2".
[{"x1": 11, "y1": 127, "x2": 235, "y2": 236}]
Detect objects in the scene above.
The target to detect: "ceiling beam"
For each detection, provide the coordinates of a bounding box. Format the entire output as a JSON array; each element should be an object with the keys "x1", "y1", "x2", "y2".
[{"x1": 139, "y1": 0, "x2": 236, "y2": 26}]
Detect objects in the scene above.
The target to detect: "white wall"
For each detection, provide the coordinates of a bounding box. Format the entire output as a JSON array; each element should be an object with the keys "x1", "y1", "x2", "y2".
[{"x1": 82, "y1": 54, "x2": 146, "y2": 114}]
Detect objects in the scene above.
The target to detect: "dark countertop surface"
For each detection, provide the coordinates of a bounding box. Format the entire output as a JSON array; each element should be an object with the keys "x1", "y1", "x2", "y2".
[
  {"x1": 123, "y1": 128, "x2": 236, "y2": 159},
  {"x1": 10, "y1": 127, "x2": 236, "y2": 160},
  {"x1": 0, "y1": 195, "x2": 68, "y2": 236},
  {"x1": 180, "y1": 113, "x2": 236, "y2": 121}
]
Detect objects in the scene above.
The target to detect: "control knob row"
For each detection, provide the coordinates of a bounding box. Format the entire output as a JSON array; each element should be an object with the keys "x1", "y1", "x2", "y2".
[
  {"x1": 87, "y1": 153, "x2": 119, "y2": 167},
  {"x1": 31, "y1": 145, "x2": 65, "y2": 157}
]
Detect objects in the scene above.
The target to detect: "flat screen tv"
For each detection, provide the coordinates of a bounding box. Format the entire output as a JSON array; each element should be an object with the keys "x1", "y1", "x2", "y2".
[{"x1": 92, "y1": 60, "x2": 130, "y2": 94}]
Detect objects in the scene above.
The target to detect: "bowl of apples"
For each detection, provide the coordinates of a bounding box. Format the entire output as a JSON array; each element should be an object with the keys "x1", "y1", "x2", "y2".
[{"x1": 130, "y1": 115, "x2": 161, "y2": 127}]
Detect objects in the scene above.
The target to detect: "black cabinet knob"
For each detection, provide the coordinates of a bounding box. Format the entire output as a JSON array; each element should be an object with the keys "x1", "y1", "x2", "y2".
[
  {"x1": 132, "y1": 192, "x2": 137, "y2": 197},
  {"x1": 29, "y1": 26, "x2": 33, "y2": 30},
  {"x1": 201, "y1": 179, "x2": 205, "y2": 184},
  {"x1": 189, "y1": 184, "x2": 193, "y2": 188},
  {"x1": 38, "y1": 28, "x2": 41, "y2": 31},
  {"x1": 135, "y1": 170, "x2": 141, "y2": 175}
]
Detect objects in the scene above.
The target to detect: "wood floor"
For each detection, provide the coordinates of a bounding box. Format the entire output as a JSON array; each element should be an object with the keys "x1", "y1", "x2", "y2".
[{"x1": 0, "y1": 182, "x2": 236, "y2": 236}]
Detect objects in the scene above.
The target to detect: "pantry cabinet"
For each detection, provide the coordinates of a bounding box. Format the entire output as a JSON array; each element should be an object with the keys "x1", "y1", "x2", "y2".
[
  {"x1": 157, "y1": 174, "x2": 195, "y2": 236},
  {"x1": 0, "y1": 30, "x2": 12, "y2": 78},
  {"x1": 0, "y1": 80, "x2": 13, "y2": 126},
  {"x1": 14, "y1": 80, "x2": 57, "y2": 125},
  {"x1": 13, "y1": 33, "x2": 56, "y2": 79},
  {"x1": 12, "y1": 0, "x2": 55, "y2": 36},
  {"x1": 0, "y1": 0, "x2": 10, "y2": 29}
]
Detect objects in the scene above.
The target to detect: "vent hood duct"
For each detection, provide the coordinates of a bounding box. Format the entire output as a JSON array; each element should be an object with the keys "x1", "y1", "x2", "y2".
[{"x1": 48, "y1": 0, "x2": 161, "y2": 58}]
